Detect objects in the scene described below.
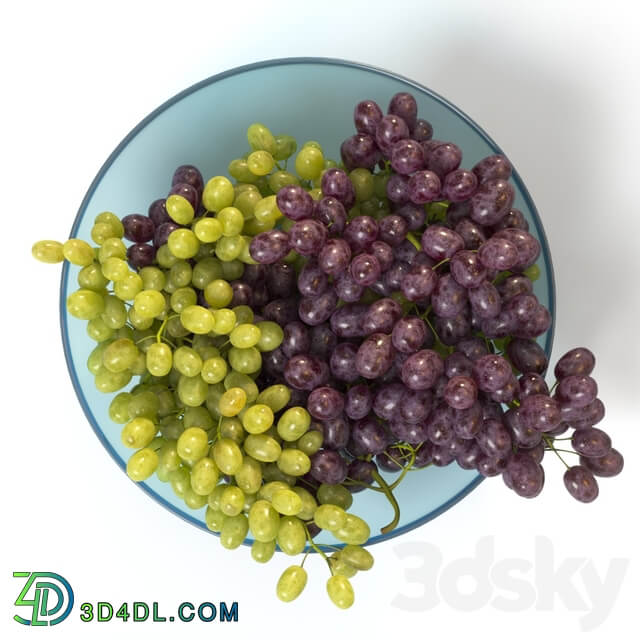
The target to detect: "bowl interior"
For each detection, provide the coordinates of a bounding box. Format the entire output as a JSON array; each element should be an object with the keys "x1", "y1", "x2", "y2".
[{"x1": 61, "y1": 58, "x2": 555, "y2": 548}]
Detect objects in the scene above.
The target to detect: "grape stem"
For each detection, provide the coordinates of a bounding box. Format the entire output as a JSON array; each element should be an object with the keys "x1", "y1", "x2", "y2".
[
  {"x1": 431, "y1": 257, "x2": 450, "y2": 270},
  {"x1": 371, "y1": 469, "x2": 400, "y2": 535},
  {"x1": 388, "y1": 448, "x2": 417, "y2": 491},
  {"x1": 542, "y1": 434, "x2": 570, "y2": 470},
  {"x1": 406, "y1": 232, "x2": 422, "y2": 251},
  {"x1": 549, "y1": 379, "x2": 559, "y2": 393},
  {"x1": 303, "y1": 524, "x2": 333, "y2": 575}
]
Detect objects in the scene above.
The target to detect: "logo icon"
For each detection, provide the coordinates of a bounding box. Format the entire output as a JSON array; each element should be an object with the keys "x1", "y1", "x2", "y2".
[{"x1": 13, "y1": 572, "x2": 74, "y2": 626}]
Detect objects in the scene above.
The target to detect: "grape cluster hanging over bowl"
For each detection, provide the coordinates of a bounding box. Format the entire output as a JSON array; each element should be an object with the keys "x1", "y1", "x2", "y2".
[{"x1": 33, "y1": 76, "x2": 623, "y2": 610}]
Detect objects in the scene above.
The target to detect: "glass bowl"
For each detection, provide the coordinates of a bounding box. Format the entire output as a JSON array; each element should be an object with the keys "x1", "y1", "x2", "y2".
[{"x1": 60, "y1": 57, "x2": 555, "y2": 549}]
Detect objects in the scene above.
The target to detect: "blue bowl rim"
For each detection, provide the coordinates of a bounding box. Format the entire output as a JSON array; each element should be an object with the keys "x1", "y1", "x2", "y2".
[{"x1": 59, "y1": 56, "x2": 556, "y2": 549}]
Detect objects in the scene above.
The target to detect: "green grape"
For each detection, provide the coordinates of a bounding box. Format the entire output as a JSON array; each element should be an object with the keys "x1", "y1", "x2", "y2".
[
  {"x1": 114, "y1": 325, "x2": 135, "y2": 342},
  {"x1": 235, "y1": 456, "x2": 262, "y2": 494},
  {"x1": 63, "y1": 238, "x2": 94, "y2": 266},
  {"x1": 215, "y1": 235, "x2": 244, "y2": 262},
  {"x1": 205, "y1": 506, "x2": 227, "y2": 532},
  {"x1": 217, "y1": 416, "x2": 245, "y2": 444},
  {"x1": 155, "y1": 244, "x2": 180, "y2": 269},
  {"x1": 204, "y1": 279, "x2": 233, "y2": 309},
  {"x1": 126, "y1": 447, "x2": 158, "y2": 482},
  {"x1": 200, "y1": 356, "x2": 227, "y2": 384},
  {"x1": 191, "y1": 257, "x2": 223, "y2": 289},
  {"x1": 94, "y1": 211, "x2": 124, "y2": 237},
  {"x1": 272, "y1": 489, "x2": 302, "y2": 516},
  {"x1": 159, "y1": 441, "x2": 182, "y2": 472},
  {"x1": 170, "y1": 467, "x2": 191, "y2": 498},
  {"x1": 109, "y1": 392, "x2": 132, "y2": 424},
  {"x1": 205, "y1": 383, "x2": 225, "y2": 419},
  {"x1": 87, "y1": 341, "x2": 111, "y2": 375},
  {"x1": 219, "y1": 513, "x2": 249, "y2": 550},
  {"x1": 193, "y1": 217, "x2": 223, "y2": 243},
  {"x1": 242, "y1": 491, "x2": 257, "y2": 513},
  {"x1": 121, "y1": 417, "x2": 156, "y2": 449},
  {"x1": 220, "y1": 485, "x2": 245, "y2": 516},
  {"x1": 183, "y1": 406, "x2": 215, "y2": 430},
  {"x1": 326, "y1": 575, "x2": 354, "y2": 609},
  {"x1": 102, "y1": 338, "x2": 138, "y2": 373},
  {"x1": 114, "y1": 271, "x2": 143, "y2": 300},
  {"x1": 273, "y1": 134, "x2": 297, "y2": 161},
  {"x1": 90, "y1": 221, "x2": 119, "y2": 245},
  {"x1": 373, "y1": 172, "x2": 390, "y2": 198},
  {"x1": 267, "y1": 171, "x2": 299, "y2": 194},
  {"x1": 247, "y1": 150, "x2": 275, "y2": 176},
  {"x1": 239, "y1": 404, "x2": 272, "y2": 435},
  {"x1": 203, "y1": 176, "x2": 234, "y2": 212},
  {"x1": 155, "y1": 388, "x2": 176, "y2": 418},
  {"x1": 95, "y1": 369, "x2": 132, "y2": 393},
  {"x1": 251, "y1": 539, "x2": 276, "y2": 563},
  {"x1": 173, "y1": 346, "x2": 203, "y2": 377},
  {"x1": 156, "y1": 464, "x2": 171, "y2": 483},
  {"x1": 101, "y1": 256, "x2": 129, "y2": 282},
  {"x1": 212, "y1": 438, "x2": 243, "y2": 475},
  {"x1": 217, "y1": 206, "x2": 245, "y2": 236},
  {"x1": 228, "y1": 346, "x2": 261, "y2": 374},
  {"x1": 255, "y1": 321, "x2": 284, "y2": 352},
  {"x1": 233, "y1": 188, "x2": 262, "y2": 219},
  {"x1": 295, "y1": 145, "x2": 324, "y2": 180},
  {"x1": 221, "y1": 260, "x2": 244, "y2": 281},
  {"x1": 257, "y1": 481, "x2": 289, "y2": 502},
  {"x1": 32, "y1": 239, "x2": 64, "y2": 263},
  {"x1": 333, "y1": 513, "x2": 370, "y2": 545},
  {"x1": 77, "y1": 263, "x2": 109, "y2": 291},
  {"x1": 66, "y1": 288, "x2": 105, "y2": 320},
  {"x1": 253, "y1": 195, "x2": 281, "y2": 224},
  {"x1": 291, "y1": 487, "x2": 317, "y2": 521},
  {"x1": 218, "y1": 386, "x2": 247, "y2": 417},
  {"x1": 100, "y1": 295, "x2": 127, "y2": 329},
  {"x1": 128, "y1": 305, "x2": 154, "y2": 330},
  {"x1": 328, "y1": 552, "x2": 358, "y2": 578},
  {"x1": 341, "y1": 545, "x2": 374, "y2": 571},
  {"x1": 277, "y1": 449, "x2": 311, "y2": 477},
  {"x1": 313, "y1": 504, "x2": 347, "y2": 531},
  {"x1": 228, "y1": 157, "x2": 259, "y2": 183},
  {"x1": 184, "y1": 486, "x2": 208, "y2": 509},
  {"x1": 276, "y1": 566, "x2": 307, "y2": 603},
  {"x1": 243, "y1": 217, "x2": 275, "y2": 236},
  {"x1": 207, "y1": 484, "x2": 227, "y2": 511},
  {"x1": 168, "y1": 229, "x2": 199, "y2": 259},
  {"x1": 296, "y1": 430, "x2": 323, "y2": 456},
  {"x1": 223, "y1": 373, "x2": 258, "y2": 403},
  {"x1": 127, "y1": 391, "x2": 159, "y2": 419},
  {"x1": 145, "y1": 342, "x2": 172, "y2": 376},
  {"x1": 87, "y1": 316, "x2": 114, "y2": 342},
  {"x1": 317, "y1": 483, "x2": 353, "y2": 510},
  {"x1": 138, "y1": 266, "x2": 165, "y2": 291},
  {"x1": 277, "y1": 407, "x2": 311, "y2": 441},
  {"x1": 166, "y1": 194, "x2": 195, "y2": 225},
  {"x1": 349, "y1": 168, "x2": 375, "y2": 201},
  {"x1": 244, "y1": 434, "x2": 281, "y2": 463},
  {"x1": 167, "y1": 260, "x2": 193, "y2": 289},
  {"x1": 176, "y1": 426, "x2": 209, "y2": 463},
  {"x1": 276, "y1": 516, "x2": 306, "y2": 556},
  {"x1": 170, "y1": 287, "x2": 197, "y2": 313},
  {"x1": 177, "y1": 374, "x2": 208, "y2": 407},
  {"x1": 134, "y1": 290, "x2": 166, "y2": 319},
  {"x1": 192, "y1": 334, "x2": 216, "y2": 353},
  {"x1": 256, "y1": 385, "x2": 290, "y2": 413},
  {"x1": 247, "y1": 123, "x2": 276, "y2": 155},
  {"x1": 262, "y1": 462, "x2": 295, "y2": 486},
  {"x1": 230, "y1": 323, "x2": 261, "y2": 349},
  {"x1": 98, "y1": 237, "x2": 127, "y2": 262}
]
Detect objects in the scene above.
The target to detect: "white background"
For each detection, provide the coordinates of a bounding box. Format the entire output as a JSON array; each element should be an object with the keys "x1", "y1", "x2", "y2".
[{"x1": 2, "y1": 0, "x2": 639, "y2": 637}]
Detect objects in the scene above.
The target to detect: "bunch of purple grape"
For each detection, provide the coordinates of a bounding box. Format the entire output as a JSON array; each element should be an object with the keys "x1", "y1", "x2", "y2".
[{"x1": 247, "y1": 92, "x2": 623, "y2": 505}]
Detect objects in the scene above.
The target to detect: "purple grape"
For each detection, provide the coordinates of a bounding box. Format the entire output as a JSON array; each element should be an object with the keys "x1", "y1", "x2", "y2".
[
  {"x1": 563, "y1": 466, "x2": 599, "y2": 503},
  {"x1": 307, "y1": 387, "x2": 345, "y2": 421},
  {"x1": 343, "y1": 215, "x2": 379, "y2": 252},
  {"x1": 392, "y1": 316, "x2": 428, "y2": 354},
  {"x1": 519, "y1": 394, "x2": 562, "y2": 432},
  {"x1": 472, "y1": 354, "x2": 512, "y2": 392},
  {"x1": 297, "y1": 260, "x2": 328, "y2": 297},
  {"x1": 472, "y1": 154, "x2": 512, "y2": 183},
  {"x1": 401, "y1": 262, "x2": 438, "y2": 302},
  {"x1": 489, "y1": 374, "x2": 519, "y2": 403},
  {"x1": 243, "y1": 263, "x2": 266, "y2": 286},
  {"x1": 580, "y1": 449, "x2": 623, "y2": 478},
  {"x1": 566, "y1": 398, "x2": 605, "y2": 430},
  {"x1": 431, "y1": 274, "x2": 468, "y2": 318},
  {"x1": 394, "y1": 203, "x2": 425, "y2": 231},
  {"x1": 452, "y1": 401, "x2": 483, "y2": 440},
  {"x1": 468, "y1": 281, "x2": 501, "y2": 319},
  {"x1": 378, "y1": 215, "x2": 408, "y2": 247},
  {"x1": 250, "y1": 283, "x2": 268, "y2": 308},
  {"x1": 127, "y1": 243, "x2": 156, "y2": 269},
  {"x1": 554, "y1": 347, "x2": 596, "y2": 379},
  {"x1": 370, "y1": 241, "x2": 394, "y2": 272},
  {"x1": 289, "y1": 219, "x2": 327, "y2": 256},
  {"x1": 413, "y1": 118, "x2": 433, "y2": 141},
  {"x1": 514, "y1": 304, "x2": 552, "y2": 340},
  {"x1": 401, "y1": 349, "x2": 444, "y2": 390},
  {"x1": 321, "y1": 168, "x2": 355, "y2": 209},
  {"x1": 298, "y1": 289, "x2": 338, "y2": 326},
  {"x1": 505, "y1": 407, "x2": 542, "y2": 447},
  {"x1": 444, "y1": 352, "x2": 473, "y2": 378},
  {"x1": 362, "y1": 298, "x2": 403, "y2": 334},
  {"x1": 455, "y1": 218, "x2": 487, "y2": 250},
  {"x1": 507, "y1": 338, "x2": 548, "y2": 374},
  {"x1": 421, "y1": 139, "x2": 444, "y2": 162},
  {"x1": 333, "y1": 271, "x2": 364, "y2": 303},
  {"x1": 276, "y1": 185, "x2": 314, "y2": 221},
  {"x1": 315, "y1": 197, "x2": 347, "y2": 235},
  {"x1": 330, "y1": 342, "x2": 360, "y2": 383},
  {"x1": 386, "y1": 173, "x2": 410, "y2": 204},
  {"x1": 470, "y1": 179, "x2": 515, "y2": 226},
  {"x1": 427, "y1": 143, "x2": 462, "y2": 180},
  {"x1": 376, "y1": 444, "x2": 409, "y2": 472},
  {"x1": 443, "y1": 375, "x2": 477, "y2": 410},
  {"x1": 505, "y1": 452, "x2": 545, "y2": 498},
  {"x1": 388, "y1": 92, "x2": 418, "y2": 131},
  {"x1": 263, "y1": 298, "x2": 299, "y2": 326},
  {"x1": 265, "y1": 262, "x2": 294, "y2": 297},
  {"x1": 456, "y1": 337, "x2": 489, "y2": 361},
  {"x1": 354, "y1": 99, "x2": 383, "y2": 135},
  {"x1": 421, "y1": 225, "x2": 464, "y2": 260},
  {"x1": 310, "y1": 449, "x2": 348, "y2": 485},
  {"x1": 231, "y1": 281, "x2": 252, "y2": 306},
  {"x1": 447, "y1": 200, "x2": 472, "y2": 226},
  {"x1": 476, "y1": 453, "x2": 511, "y2": 477},
  {"x1": 351, "y1": 417, "x2": 390, "y2": 455},
  {"x1": 519, "y1": 372, "x2": 549, "y2": 398},
  {"x1": 476, "y1": 418, "x2": 513, "y2": 458},
  {"x1": 401, "y1": 389, "x2": 433, "y2": 424},
  {"x1": 383, "y1": 260, "x2": 410, "y2": 292},
  {"x1": 309, "y1": 324, "x2": 337, "y2": 360},
  {"x1": 493, "y1": 208, "x2": 529, "y2": 232},
  {"x1": 391, "y1": 139, "x2": 425, "y2": 174},
  {"x1": 330, "y1": 303, "x2": 367, "y2": 338},
  {"x1": 282, "y1": 321, "x2": 311, "y2": 359},
  {"x1": 346, "y1": 459, "x2": 376, "y2": 493},
  {"x1": 389, "y1": 419, "x2": 430, "y2": 446},
  {"x1": 340, "y1": 133, "x2": 379, "y2": 171},
  {"x1": 546, "y1": 422, "x2": 569, "y2": 437},
  {"x1": 355, "y1": 333, "x2": 396, "y2": 379},
  {"x1": 433, "y1": 312, "x2": 471, "y2": 346},
  {"x1": 375, "y1": 114, "x2": 410, "y2": 154},
  {"x1": 408, "y1": 170, "x2": 442, "y2": 204},
  {"x1": 393, "y1": 238, "x2": 419, "y2": 263},
  {"x1": 168, "y1": 182, "x2": 199, "y2": 211},
  {"x1": 450, "y1": 250, "x2": 487, "y2": 288},
  {"x1": 520, "y1": 441, "x2": 545, "y2": 464},
  {"x1": 373, "y1": 382, "x2": 405, "y2": 420},
  {"x1": 426, "y1": 403, "x2": 456, "y2": 446},
  {"x1": 478, "y1": 237, "x2": 519, "y2": 271},
  {"x1": 350, "y1": 253, "x2": 381, "y2": 286},
  {"x1": 345, "y1": 384, "x2": 372, "y2": 421},
  {"x1": 250, "y1": 230, "x2": 290, "y2": 264},
  {"x1": 153, "y1": 221, "x2": 181, "y2": 247},
  {"x1": 456, "y1": 440, "x2": 482, "y2": 469},
  {"x1": 497, "y1": 274, "x2": 533, "y2": 301},
  {"x1": 148, "y1": 198, "x2": 171, "y2": 227},
  {"x1": 317, "y1": 239, "x2": 350, "y2": 277},
  {"x1": 284, "y1": 354, "x2": 325, "y2": 391},
  {"x1": 172, "y1": 164, "x2": 204, "y2": 194},
  {"x1": 441, "y1": 168, "x2": 478, "y2": 202},
  {"x1": 571, "y1": 427, "x2": 611, "y2": 458},
  {"x1": 262, "y1": 345, "x2": 287, "y2": 377},
  {"x1": 122, "y1": 214, "x2": 155, "y2": 243},
  {"x1": 493, "y1": 228, "x2": 541, "y2": 271}
]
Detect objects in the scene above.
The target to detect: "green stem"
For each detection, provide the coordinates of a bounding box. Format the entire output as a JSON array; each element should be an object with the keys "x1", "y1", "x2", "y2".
[
  {"x1": 550, "y1": 379, "x2": 559, "y2": 393},
  {"x1": 371, "y1": 469, "x2": 400, "y2": 535},
  {"x1": 388, "y1": 449, "x2": 417, "y2": 491},
  {"x1": 542, "y1": 434, "x2": 570, "y2": 470},
  {"x1": 544, "y1": 447, "x2": 579, "y2": 456},
  {"x1": 155, "y1": 316, "x2": 169, "y2": 343},
  {"x1": 431, "y1": 257, "x2": 450, "y2": 270},
  {"x1": 406, "y1": 232, "x2": 422, "y2": 251},
  {"x1": 303, "y1": 524, "x2": 333, "y2": 575}
]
